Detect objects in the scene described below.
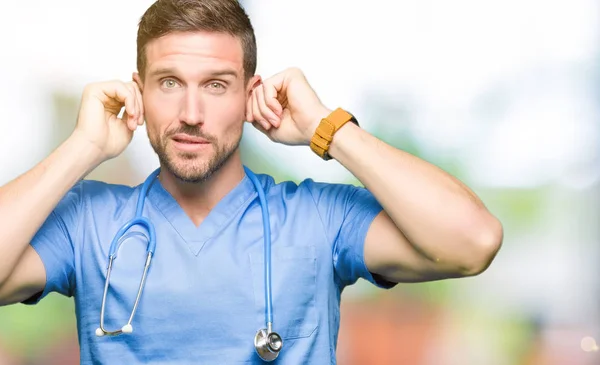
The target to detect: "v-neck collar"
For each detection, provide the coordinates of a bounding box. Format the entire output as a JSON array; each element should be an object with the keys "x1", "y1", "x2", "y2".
[{"x1": 146, "y1": 170, "x2": 257, "y2": 256}]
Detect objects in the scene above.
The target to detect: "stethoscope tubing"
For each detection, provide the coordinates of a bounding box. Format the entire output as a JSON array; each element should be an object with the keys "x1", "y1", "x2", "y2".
[
  {"x1": 243, "y1": 166, "x2": 274, "y2": 326},
  {"x1": 98, "y1": 166, "x2": 274, "y2": 333}
]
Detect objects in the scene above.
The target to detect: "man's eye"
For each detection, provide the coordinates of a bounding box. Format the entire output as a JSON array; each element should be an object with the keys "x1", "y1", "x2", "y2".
[
  {"x1": 162, "y1": 79, "x2": 178, "y2": 88},
  {"x1": 209, "y1": 82, "x2": 224, "y2": 89}
]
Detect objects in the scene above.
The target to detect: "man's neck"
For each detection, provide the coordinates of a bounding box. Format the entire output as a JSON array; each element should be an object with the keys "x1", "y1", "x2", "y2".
[{"x1": 158, "y1": 156, "x2": 245, "y2": 227}]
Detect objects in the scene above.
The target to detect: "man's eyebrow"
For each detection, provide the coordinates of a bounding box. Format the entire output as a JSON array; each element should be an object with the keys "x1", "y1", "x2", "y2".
[
  {"x1": 148, "y1": 67, "x2": 178, "y2": 78},
  {"x1": 147, "y1": 67, "x2": 240, "y2": 79},
  {"x1": 206, "y1": 69, "x2": 240, "y2": 79}
]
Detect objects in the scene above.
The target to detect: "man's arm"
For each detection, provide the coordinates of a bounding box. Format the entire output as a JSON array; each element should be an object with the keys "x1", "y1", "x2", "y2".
[
  {"x1": 0, "y1": 247, "x2": 47, "y2": 305},
  {"x1": 0, "y1": 80, "x2": 143, "y2": 305},
  {"x1": 0, "y1": 134, "x2": 102, "y2": 305},
  {"x1": 246, "y1": 67, "x2": 502, "y2": 283},
  {"x1": 328, "y1": 121, "x2": 503, "y2": 283}
]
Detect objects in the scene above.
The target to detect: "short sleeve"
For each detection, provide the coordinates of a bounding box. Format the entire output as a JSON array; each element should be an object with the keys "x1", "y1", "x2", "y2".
[
  {"x1": 22, "y1": 182, "x2": 83, "y2": 305},
  {"x1": 303, "y1": 179, "x2": 396, "y2": 289}
]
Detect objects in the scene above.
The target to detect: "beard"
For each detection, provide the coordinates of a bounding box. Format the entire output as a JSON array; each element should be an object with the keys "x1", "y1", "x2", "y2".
[{"x1": 149, "y1": 124, "x2": 241, "y2": 184}]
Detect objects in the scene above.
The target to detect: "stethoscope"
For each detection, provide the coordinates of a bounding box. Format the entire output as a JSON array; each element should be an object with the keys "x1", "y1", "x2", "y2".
[{"x1": 94, "y1": 166, "x2": 283, "y2": 362}]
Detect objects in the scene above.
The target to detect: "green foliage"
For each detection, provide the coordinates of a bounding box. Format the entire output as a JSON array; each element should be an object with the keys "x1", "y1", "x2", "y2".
[
  {"x1": 479, "y1": 187, "x2": 549, "y2": 231},
  {"x1": 0, "y1": 294, "x2": 76, "y2": 357}
]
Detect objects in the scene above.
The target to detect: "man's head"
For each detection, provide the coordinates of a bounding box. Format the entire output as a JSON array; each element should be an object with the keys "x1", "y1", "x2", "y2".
[{"x1": 134, "y1": 0, "x2": 260, "y2": 183}]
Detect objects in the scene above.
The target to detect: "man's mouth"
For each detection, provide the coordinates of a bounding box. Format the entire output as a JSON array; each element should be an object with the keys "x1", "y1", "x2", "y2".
[{"x1": 171, "y1": 134, "x2": 210, "y2": 144}]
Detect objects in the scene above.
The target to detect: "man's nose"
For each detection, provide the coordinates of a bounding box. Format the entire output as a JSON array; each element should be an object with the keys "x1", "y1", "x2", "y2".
[{"x1": 179, "y1": 88, "x2": 204, "y2": 126}]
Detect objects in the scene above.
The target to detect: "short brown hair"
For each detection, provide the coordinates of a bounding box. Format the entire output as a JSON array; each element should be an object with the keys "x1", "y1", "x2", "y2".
[{"x1": 137, "y1": 0, "x2": 257, "y2": 80}]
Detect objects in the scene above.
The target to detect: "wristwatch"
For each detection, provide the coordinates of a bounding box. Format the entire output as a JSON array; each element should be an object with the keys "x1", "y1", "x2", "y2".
[{"x1": 309, "y1": 108, "x2": 359, "y2": 160}]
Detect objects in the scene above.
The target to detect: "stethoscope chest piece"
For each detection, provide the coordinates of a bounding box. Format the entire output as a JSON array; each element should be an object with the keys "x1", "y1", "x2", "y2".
[{"x1": 254, "y1": 328, "x2": 283, "y2": 362}]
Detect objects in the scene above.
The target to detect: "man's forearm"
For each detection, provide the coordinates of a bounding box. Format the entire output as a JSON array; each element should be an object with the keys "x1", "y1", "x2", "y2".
[
  {"x1": 327, "y1": 121, "x2": 501, "y2": 267},
  {"x1": 0, "y1": 132, "x2": 102, "y2": 284}
]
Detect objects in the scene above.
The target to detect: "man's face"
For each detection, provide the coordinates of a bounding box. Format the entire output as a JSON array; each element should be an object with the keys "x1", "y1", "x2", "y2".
[{"x1": 137, "y1": 31, "x2": 256, "y2": 183}]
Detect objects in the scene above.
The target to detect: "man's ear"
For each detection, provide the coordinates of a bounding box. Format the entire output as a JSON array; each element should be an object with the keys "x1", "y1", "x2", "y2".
[
  {"x1": 132, "y1": 72, "x2": 144, "y2": 92},
  {"x1": 244, "y1": 75, "x2": 262, "y2": 123},
  {"x1": 246, "y1": 75, "x2": 262, "y2": 96}
]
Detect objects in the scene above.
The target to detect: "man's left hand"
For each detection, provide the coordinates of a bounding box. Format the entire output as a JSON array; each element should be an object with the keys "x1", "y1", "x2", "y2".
[{"x1": 246, "y1": 68, "x2": 331, "y2": 146}]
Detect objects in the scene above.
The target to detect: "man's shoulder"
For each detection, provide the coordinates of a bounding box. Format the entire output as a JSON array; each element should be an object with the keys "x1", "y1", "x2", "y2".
[
  {"x1": 259, "y1": 173, "x2": 316, "y2": 193},
  {"x1": 258, "y1": 173, "x2": 360, "y2": 200},
  {"x1": 71, "y1": 179, "x2": 139, "y2": 205}
]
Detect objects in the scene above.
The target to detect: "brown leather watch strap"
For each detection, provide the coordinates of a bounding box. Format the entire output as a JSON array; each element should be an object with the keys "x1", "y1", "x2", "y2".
[{"x1": 310, "y1": 108, "x2": 358, "y2": 160}]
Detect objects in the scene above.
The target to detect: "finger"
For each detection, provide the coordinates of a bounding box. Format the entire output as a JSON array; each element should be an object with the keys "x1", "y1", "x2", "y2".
[
  {"x1": 252, "y1": 89, "x2": 270, "y2": 131},
  {"x1": 131, "y1": 82, "x2": 144, "y2": 126},
  {"x1": 111, "y1": 81, "x2": 137, "y2": 119},
  {"x1": 262, "y1": 82, "x2": 283, "y2": 119},
  {"x1": 104, "y1": 82, "x2": 137, "y2": 130},
  {"x1": 125, "y1": 83, "x2": 139, "y2": 130},
  {"x1": 254, "y1": 84, "x2": 280, "y2": 127},
  {"x1": 263, "y1": 69, "x2": 288, "y2": 95},
  {"x1": 120, "y1": 109, "x2": 137, "y2": 137},
  {"x1": 122, "y1": 110, "x2": 132, "y2": 129}
]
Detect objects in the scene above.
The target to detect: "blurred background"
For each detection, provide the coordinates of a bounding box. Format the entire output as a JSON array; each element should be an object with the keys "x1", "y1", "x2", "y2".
[{"x1": 0, "y1": 0, "x2": 599, "y2": 364}]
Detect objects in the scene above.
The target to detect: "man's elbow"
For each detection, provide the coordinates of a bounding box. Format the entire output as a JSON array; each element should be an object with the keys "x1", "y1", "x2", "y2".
[{"x1": 459, "y1": 213, "x2": 504, "y2": 277}]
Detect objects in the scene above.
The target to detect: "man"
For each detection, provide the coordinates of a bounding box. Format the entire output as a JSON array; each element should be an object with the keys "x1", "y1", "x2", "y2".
[{"x1": 0, "y1": 0, "x2": 503, "y2": 363}]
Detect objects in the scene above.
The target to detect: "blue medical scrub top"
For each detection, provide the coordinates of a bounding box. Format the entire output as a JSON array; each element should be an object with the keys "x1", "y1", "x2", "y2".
[{"x1": 25, "y1": 167, "x2": 394, "y2": 364}]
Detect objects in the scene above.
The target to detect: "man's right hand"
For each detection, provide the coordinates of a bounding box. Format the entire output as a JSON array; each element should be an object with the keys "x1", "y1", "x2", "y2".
[
  {"x1": 72, "y1": 80, "x2": 144, "y2": 162},
  {"x1": 0, "y1": 80, "x2": 145, "y2": 306}
]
